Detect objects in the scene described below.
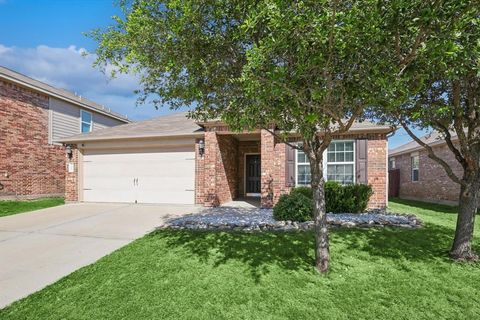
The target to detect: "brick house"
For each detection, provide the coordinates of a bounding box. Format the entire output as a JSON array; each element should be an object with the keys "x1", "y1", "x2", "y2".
[
  {"x1": 0, "y1": 66, "x2": 129, "y2": 200},
  {"x1": 388, "y1": 132, "x2": 461, "y2": 205},
  {"x1": 60, "y1": 112, "x2": 392, "y2": 209}
]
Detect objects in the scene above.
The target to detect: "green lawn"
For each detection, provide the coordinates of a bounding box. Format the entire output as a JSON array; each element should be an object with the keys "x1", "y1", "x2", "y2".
[
  {"x1": 1, "y1": 199, "x2": 479, "y2": 319},
  {"x1": 0, "y1": 197, "x2": 64, "y2": 217}
]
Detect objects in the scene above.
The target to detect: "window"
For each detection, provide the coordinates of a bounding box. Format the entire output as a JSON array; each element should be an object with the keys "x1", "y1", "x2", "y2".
[
  {"x1": 389, "y1": 157, "x2": 396, "y2": 170},
  {"x1": 296, "y1": 140, "x2": 355, "y2": 186},
  {"x1": 296, "y1": 149, "x2": 311, "y2": 186},
  {"x1": 326, "y1": 141, "x2": 355, "y2": 184},
  {"x1": 81, "y1": 110, "x2": 92, "y2": 133},
  {"x1": 411, "y1": 155, "x2": 419, "y2": 181}
]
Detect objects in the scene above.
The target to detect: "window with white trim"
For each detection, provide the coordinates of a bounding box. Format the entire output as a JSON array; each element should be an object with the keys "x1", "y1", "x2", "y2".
[
  {"x1": 411, "y1": 155, "x2": 419, "y2": 181},
  {"x1": 296, "y1": 149, "x2": 311, "y2": 186},
  {"x1": 81, "y1": 110, "x2": 92, "y2": 133},
  {"x1": 326, "y1": 141, "x2": 355, "y2": 184},
  {"x1": 296, "y1": 140, "x2": 355, "y2": 186}
]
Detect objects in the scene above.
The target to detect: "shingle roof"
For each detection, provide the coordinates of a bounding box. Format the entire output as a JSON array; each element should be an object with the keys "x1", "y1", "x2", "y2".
[
  {"x1": 389, "y1": 131, "x2": 457, "y2": 156},
  {"x1": 342, "y1": 120, "x2": 393, "y2": 132},
  {"x1": 59, "y1": 112, "x2": 392, "y2": 143},
  {"x1": 0, "y1": 65, "x2": 129, "y2": 123},
  {"x1": 59, "y1": 112, "x2": 204, "y2": 142}
]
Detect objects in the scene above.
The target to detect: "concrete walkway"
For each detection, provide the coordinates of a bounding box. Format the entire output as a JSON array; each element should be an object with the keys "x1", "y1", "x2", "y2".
[{"x1": 0, "y1": 203, "x2": 198, "y2": 309}]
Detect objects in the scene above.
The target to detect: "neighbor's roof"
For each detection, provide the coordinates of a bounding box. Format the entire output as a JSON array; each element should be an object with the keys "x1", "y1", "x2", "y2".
[
  {"x1": 0, "y1": 66, "x2": 129, "y2": 123},
  {"x1": 59, "y1": 112, "x2": 204, "y2": 143},
  {"x1": 389, "y1": 131, "x2": 458, "y2": 156}
]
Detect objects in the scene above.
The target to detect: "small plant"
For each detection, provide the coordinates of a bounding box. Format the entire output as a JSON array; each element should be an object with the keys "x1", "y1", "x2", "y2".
[{"x1": 273, "y1": 193, "x2": 313, "y2": 222}]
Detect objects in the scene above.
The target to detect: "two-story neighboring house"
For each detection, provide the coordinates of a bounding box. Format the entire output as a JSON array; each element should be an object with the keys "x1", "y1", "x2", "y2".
[{"x1": 0, "y1": 66, "x2": 129, "y2": 200}]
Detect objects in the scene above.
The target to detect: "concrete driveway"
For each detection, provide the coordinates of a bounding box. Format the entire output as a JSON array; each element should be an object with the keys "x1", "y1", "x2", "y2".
[{"x1": 0, "y1": 203, "x2": 199, "y2": 309}]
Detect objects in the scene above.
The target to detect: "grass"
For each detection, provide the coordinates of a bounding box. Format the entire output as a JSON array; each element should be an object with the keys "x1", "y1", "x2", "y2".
[
  {"x1": 1, "y1": 198, "x2": 479, "y2": 319},
  {"x1": 0, "y1": 197, "x2": 64, "y2": 217}
]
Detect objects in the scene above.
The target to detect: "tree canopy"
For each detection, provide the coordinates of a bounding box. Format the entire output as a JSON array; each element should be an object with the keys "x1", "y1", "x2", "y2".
[
  {"x1": 377, "y1": 0, "x2": 480, "y2": 259},
  {"x1": 91, "y1": 0, "x2": 391, "y2": 273}
]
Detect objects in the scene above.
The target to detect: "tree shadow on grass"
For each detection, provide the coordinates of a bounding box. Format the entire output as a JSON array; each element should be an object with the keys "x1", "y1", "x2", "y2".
[
  {"x1": 334, "y1": 224, "x2": 457, "y2": 263},
  {"x1": 152, "y1": 220, "x2": 478, "y2": 282},
  {"x1": 153, "y1": 230, "x2": 315, "y2": 282}
]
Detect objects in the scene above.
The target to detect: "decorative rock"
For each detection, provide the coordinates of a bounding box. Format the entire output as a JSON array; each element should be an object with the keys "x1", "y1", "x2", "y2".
[{"x1": 159, "y1": 207, "x2": 423, "y2": 232}]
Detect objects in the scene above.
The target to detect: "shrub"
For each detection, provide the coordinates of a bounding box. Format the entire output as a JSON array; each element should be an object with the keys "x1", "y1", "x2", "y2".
[
  {"x1": 273, "y1": 183, "x2": 373, "y2": 220},
  {"x1": 273, "y1": 193, "x2": 313, "y2": 222},
  {"x1": 325, "y1": 182, "x2": 373, "y2": 213},
  {"x1": 290, "y1": 186, "x2": 313, "y2": 199}
]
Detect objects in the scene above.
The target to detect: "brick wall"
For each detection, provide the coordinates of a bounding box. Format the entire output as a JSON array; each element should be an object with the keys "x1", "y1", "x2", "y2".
[
  {"x1": 202, "y1": 132, "x2": 238, "y2": 206},
  {"x1": 216, "y1": 135, "x2": 238, "y2": 203},
  {"x1": 272, "y1": 141, "x2": 292, "y2": 204},
  {"x1": 195, "y1": 139, "x2": 206, "y2": 204},
  {"x1": 393, "y1": 143, "x2": 461, "y2": 204},
  {"x1": 198, "y1": 129, "x2": 388, "y2": 209},
  {"x1": 65, "y1": 147, "x2": 79, "y2": 201},
  {"x1": 367, "y1": 134, "x2": 387, "y2": 209},
  {"x1": 0, "y1": 80, "x2": 65, "y2": 199},
  {"x1": 261, "y1": 129, "x2": 275, "y2": 207}
]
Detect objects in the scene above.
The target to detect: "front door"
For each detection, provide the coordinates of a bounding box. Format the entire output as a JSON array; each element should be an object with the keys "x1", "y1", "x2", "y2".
[{"x1": 246, "y1": 154, "x2": 261, "y2": 195}]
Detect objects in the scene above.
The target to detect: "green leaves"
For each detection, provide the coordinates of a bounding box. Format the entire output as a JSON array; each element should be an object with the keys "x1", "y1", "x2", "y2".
[{"x1": 90, "y1": 0, "x2": 388, "y2": 137}]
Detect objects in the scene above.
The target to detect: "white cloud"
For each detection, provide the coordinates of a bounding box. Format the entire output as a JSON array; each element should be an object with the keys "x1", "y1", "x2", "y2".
[{"x1": 0, "y1": 44, "x2": 166, "y2": 120}]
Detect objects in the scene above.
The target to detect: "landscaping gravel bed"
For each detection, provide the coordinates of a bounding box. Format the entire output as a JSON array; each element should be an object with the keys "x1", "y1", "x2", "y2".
[{"x1": 162, "y1": 207, "x2": 422, "y2": 231}]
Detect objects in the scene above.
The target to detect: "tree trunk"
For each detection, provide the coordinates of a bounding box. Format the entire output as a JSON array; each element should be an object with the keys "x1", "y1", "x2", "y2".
[
  {"x1": 450, "y1": 179, "x2": 479, "y2": 261},
  {"x1": 309, "y1": 154, "x2": 329, "y2": 273}
]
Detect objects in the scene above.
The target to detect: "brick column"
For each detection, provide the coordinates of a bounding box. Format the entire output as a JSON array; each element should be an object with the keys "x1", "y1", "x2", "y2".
[
  {"x1": 367, "y1": 134, "x2": 387, "y2": 209},
  {"x1": 203, "y1": 131, "x2": 219, "y2": 206},
  {"x1": 65, "y1": 146, "x2": 79, "y2": 202},
  {"x1": 272, "y1": 142, "x2": 291, "y2": 204},
  {"x1": 194, "y1": 139, "x2": 205, "y2": 205},
  {"x1": 261, "y1": 129, "x2": 275, "y2": 207}
]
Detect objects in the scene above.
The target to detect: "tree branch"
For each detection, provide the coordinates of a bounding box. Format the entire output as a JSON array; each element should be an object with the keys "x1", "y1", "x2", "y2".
[
  {"x1": 434, "y1": 120, "x2": 468, "y2": 171},
  {"x1": 263, "y1": 127, "x2": 303, "y2": 151},
  {"x1": 401, "y1": 122, "x2": 465, "y2": 186}
]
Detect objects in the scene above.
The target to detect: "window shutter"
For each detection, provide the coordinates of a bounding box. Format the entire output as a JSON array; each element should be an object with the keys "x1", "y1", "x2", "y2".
[
  {"x1": 285, "y1": 144, "x2": 296, "y2": 187},
  {"x1": 356, "y1": 139, "x2": 368, "y2": 184}
]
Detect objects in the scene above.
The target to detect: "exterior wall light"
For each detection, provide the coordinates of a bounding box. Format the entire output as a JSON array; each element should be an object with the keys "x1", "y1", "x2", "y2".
[
  {"x1": 65, "y1": 144, "x2": 73, "y2": 160},
  {"x1": 198, "y1": 139, "x2": 205, "y2": 157}
]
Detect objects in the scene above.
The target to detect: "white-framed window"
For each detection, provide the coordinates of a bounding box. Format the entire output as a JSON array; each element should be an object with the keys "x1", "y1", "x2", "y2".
[
  {"x1": 80, "y1": 110, "x2": 92, "y2": 133},
  {"x1": 326, "y1": 141, "x2": 355, "y2": 184},
  {"x1": 411, "y1": 154, "x2": 419, "y2": 181},
  {"x1": 296, "y1": 149, "x2": 311, "y2": 186},
  {"x1": 296, "y1": 140, "x2": 355, "y2": 186},
  {"x1": 389, "y1": 157, "x2": 396, "y2": 170}
]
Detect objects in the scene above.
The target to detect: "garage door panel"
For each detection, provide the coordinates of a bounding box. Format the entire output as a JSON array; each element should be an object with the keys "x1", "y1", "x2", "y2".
[
  {"x1": 83, "y1": 148, "x2": 195, "y2": 204},
  {"x1": 137, "y1": 190, "x2": 194, "y2": 204},
  {"x1": 83, "y1": 189, "x2": 136, "y2": 203}
]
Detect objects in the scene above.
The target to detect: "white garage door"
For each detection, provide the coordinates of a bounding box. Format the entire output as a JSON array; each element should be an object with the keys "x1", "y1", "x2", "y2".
[{"x1": 82, "y1": 147, "x2": 195, "y2": 204}]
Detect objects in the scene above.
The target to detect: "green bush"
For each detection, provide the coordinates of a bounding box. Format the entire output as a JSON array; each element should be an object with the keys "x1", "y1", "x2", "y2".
[
  {"x1": 273, "y1": 193, "x2": 313, "y2": 222},
  {"x1": 273, "y1": 183, "x2": 373, "y2": 221},
  {"x1": 290, "y1": 186, "x2": 313, "y2": 199}
]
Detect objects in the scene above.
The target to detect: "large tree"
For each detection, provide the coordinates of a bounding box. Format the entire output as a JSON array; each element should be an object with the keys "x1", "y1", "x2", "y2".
[
  {"x1": 91, "y1": 0, "x2": 385, "y2": 273},
  {"x1": 379, "y1": 0, "x2": 480, "y2": 260}
]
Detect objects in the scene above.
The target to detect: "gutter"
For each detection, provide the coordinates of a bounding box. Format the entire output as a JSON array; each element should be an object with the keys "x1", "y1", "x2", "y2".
[{"x1": 57, "y1": 132, "x2": 205, "y2": 144}]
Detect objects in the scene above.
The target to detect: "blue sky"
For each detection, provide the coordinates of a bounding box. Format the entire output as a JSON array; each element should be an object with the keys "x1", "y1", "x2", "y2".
[{"x1": 0, "y1": 0, "x2": 423, "y2": 148}]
